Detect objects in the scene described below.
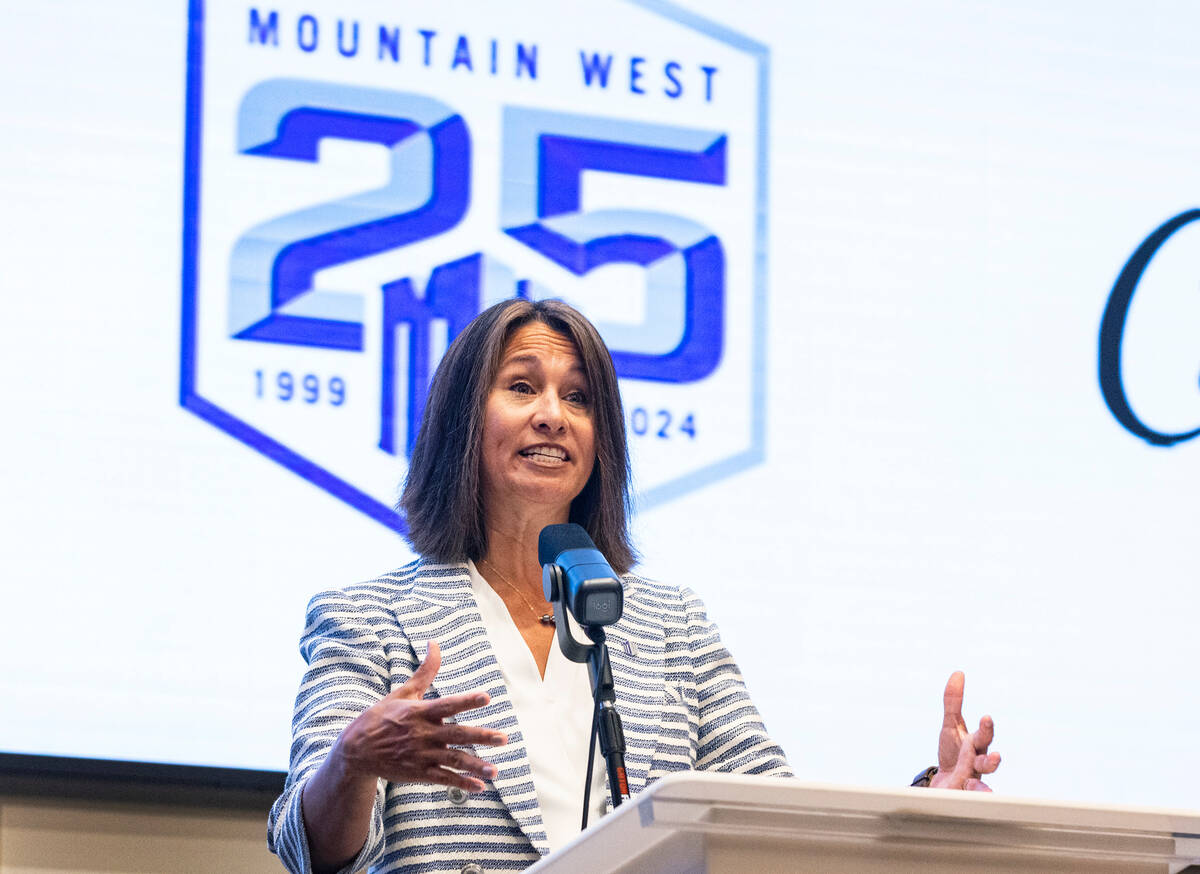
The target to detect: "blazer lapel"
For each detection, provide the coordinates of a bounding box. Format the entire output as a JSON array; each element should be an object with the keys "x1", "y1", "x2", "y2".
[
  {"x1": 603, "y1": 603, "x2": 666, "y2": 799},
  {"x1": 399, "y1": 562, "x2": 552, "y2": 856}
]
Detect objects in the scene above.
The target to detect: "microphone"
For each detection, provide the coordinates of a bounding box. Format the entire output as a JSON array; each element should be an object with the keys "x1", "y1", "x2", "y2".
[
  {"x1": 538, "y1": 523, "x2": 623, "y2": 626},
  {"x1": 540, "y1": 523, "x2": 630, "y2": 818}
]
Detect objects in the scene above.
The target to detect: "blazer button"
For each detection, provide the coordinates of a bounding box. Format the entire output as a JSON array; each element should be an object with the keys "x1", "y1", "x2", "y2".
[
  {"x1": 447, "y1": 786, "x2": 469, "y2": 804},
  {"x1": 460, "y1": 864, "x2": 483, "y2": 874}
]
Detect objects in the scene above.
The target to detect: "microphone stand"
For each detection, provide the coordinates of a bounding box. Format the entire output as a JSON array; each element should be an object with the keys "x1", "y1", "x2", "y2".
[
  {"x1": 544, "y1": 565, "x2": 630, "y2": 819},
  {"x1": 583, "y1": 625, "x2": 629, "y2": 805}
]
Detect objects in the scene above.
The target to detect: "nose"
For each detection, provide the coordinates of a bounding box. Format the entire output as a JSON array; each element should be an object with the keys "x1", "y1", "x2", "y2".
[{"x1": 532, "y1": 391, "x2": 566, "y2": 433}]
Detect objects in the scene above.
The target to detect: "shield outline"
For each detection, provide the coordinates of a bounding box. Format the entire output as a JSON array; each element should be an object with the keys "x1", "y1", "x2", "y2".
[{"x1": 178, "y1": 0, "x2": 770, "y2": 533}]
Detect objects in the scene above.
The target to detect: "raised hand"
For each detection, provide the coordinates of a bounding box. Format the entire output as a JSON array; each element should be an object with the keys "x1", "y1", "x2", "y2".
[
  {"x1": 928, "y1": 671, "x2": 1001, "y2": 791},
  {"x1": 302, "y1": 641, "x2": 508, "y2": 872},
  {"x1": 333, "y1": 641, "x2": 508, "y2": 792}
]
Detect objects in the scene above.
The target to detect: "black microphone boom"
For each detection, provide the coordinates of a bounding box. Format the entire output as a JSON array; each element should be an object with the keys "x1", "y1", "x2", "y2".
[{"x1": 538, "y1": 523, "x2": 623, "y2": 626}]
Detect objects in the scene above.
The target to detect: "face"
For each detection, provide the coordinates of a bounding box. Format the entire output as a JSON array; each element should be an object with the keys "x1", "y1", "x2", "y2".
[{"x1": 480, "y1": 321, "x2": 597, "y2": 525}]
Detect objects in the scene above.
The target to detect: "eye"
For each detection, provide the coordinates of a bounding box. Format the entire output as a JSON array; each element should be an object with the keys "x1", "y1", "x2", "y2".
[
  {"x1": 565, "y1": 389, "x2": 589, "y2": 406},
  {"x1": 508, "y1": 380, "x2": 535, "y2": 395}
]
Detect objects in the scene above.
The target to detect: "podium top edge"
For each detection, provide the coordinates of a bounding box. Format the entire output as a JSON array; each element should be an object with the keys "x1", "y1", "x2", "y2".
[{"x1": 639, "y1": 771, "x2": 1200, "y2": 833}]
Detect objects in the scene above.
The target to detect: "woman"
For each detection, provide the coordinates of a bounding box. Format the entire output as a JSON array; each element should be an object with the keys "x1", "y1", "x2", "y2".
[{"x1": 268, "y1": 299, "x2": 999, "y2": 874}]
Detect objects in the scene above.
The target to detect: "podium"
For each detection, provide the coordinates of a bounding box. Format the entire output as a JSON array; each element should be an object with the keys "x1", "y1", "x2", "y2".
[{"x1": 525, "y1": 773, "x2": 1200, "y2": 873}]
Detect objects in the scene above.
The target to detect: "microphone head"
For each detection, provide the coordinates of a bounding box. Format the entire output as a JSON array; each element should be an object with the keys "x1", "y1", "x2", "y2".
[
  {"x1": 538, "y1": 522, "x2": 593, "y2": 566},
  {"x1": 539, "y1": 522, "x2": 623, "y2": 626}
]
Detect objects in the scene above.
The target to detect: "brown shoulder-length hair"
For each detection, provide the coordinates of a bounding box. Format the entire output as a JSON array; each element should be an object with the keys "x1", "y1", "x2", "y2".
[{"x1": 399, "y1": 298, "x2": 636, "y2": 574}]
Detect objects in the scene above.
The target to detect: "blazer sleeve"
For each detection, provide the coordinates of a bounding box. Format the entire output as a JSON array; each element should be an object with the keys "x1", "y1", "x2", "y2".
[
  {"x1": 681, "y1": 586, "x2": 794, "y2": 777},
  {"x1": 268, "y1": 588, "x2": 411, "y2": 874}
]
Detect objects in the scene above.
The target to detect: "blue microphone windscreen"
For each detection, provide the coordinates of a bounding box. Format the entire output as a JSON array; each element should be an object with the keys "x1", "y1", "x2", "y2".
[{"x1": 538, "y1": 523, "x2": 593, "y2": 566}]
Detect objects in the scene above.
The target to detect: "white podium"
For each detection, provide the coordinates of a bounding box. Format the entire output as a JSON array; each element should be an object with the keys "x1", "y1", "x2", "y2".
[{"x1": 526, "y1": 773, "x2": 1200, "y2": 874}]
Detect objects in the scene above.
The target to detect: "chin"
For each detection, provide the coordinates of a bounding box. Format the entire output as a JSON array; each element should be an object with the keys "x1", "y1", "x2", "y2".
[{"x1": 510, "y1": 478, "x2": 584, "y2": 509}]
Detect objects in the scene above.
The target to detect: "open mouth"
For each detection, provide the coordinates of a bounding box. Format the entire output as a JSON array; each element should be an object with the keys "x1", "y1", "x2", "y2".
[{"x1": 519, "y1": 445, "x2": 569, "y2": 463}]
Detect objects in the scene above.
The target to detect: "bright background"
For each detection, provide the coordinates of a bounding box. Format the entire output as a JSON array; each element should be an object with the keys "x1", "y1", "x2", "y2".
[{"x1": 1, "y1": 0, "x2": 1198, "y2": 812}]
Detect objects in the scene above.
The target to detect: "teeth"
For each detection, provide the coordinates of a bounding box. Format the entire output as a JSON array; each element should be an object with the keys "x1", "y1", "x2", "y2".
[{"x1": 521, "y1": 446, "x2": 566, "y2": 460}]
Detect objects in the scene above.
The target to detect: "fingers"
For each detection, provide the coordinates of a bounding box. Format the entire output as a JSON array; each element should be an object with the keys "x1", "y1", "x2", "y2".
[
  {"x1": 417, "y1": 765, "x2": 488, "y2": 794},
  {"x1": 974, "y1": 752, "x2": 1001, "y2": 774},
  {"x1": 433, "y1": 723, "x2": 508, "y2": 748},
  {"x1": 973, "y1": 715, "x2": 994, "y2": 752},
  {"x1": 942, "y1": 671, "x2": 966, "y2": 727},
  {"x1": 393, "y1": 641, "x2": 442, "y2": 700},
  {"x1": 411, "y1": 745, "x2": 502, "y2": 794},
  {"x1": 971, "y1": 716, "x2": 1000, "y2": 774},
  {"x1": 424, "y1": 747, "x2": 499, "y2": 780},
  {"x1": 391, "y1": 644, "x2": 496, "y2": 725},
  {"x1": 949, "y1": 725, "x2": 979, "y2": 784},
  {"x1": 388, "y1": 693, "x2": 505, "y2": 743},
  {"x1": 929, "y1": 676, "x2": 1001, "y2": 792},
  {"x1": 422, "y1": 691, "x2": 491, "y2": 721}
]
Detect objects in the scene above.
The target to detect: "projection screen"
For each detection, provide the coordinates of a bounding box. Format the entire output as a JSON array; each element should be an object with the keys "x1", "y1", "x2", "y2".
[{"x1": 1, "y1": 0, "x2": 1197, "y2": 811}]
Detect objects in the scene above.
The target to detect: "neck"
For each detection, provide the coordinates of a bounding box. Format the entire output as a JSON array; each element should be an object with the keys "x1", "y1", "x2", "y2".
[{"x1": 481, "y1": 508, "x2": 568, "y2": 595}]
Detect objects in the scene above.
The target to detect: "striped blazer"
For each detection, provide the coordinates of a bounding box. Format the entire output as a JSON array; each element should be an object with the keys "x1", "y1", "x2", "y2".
[{"x1": 268, "y1": 560, "x2": 792, "y2": 874}]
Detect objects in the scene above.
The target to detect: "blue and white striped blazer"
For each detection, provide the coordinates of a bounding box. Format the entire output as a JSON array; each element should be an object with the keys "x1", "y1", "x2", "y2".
[{"x1": 268, "y1": 560, "x2": 792, "y2": 874}]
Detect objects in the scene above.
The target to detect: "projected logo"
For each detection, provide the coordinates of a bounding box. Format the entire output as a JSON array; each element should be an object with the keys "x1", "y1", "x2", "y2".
[
  {"x1": 181, "y1": 2, "x2": 769, "y2": 532},
  {"x1": 1099, "y1": 209, "x2": 1200, "y2": 447}
]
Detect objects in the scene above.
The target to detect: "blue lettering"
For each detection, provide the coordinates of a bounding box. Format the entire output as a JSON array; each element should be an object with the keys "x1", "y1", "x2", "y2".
[
  {"x1": 248, "y1": 9, "x2": 279, "y2": 46},
  {"x1": 490, "y1": 39, "x2": 498, "y2": 75},
  {"x1": 663, "y1": 61, "x2": 683, "y2": 99},
  {"x1": 579, "y1": 51, "x2": 613, "y2": 88},
  {"x1": 380, "y1": 255, "x2": 482, "y2": 456},
  {"x1": 516, "y1": 42, "x2": 537, "y2": 79},
  {"x1": 701, "y1": 65, "x2": 718, "y2": 102},
  {"x1": 337, "y1": 20, "x2": 358, "y2": 58},
  {"x1": 297, "y1": 14, "x2": 318, "y2": 52},
  {"x1": 419, "y1": 29, "x2": 436, "y2": 66},
  {"x1": 452, "y1": 35, "x2": 473, "y2": 71},
  {"x1": 378, "y1": 25, "x2": 399, "y2": 62},
  {"x1": 629, "y1": 56, "x2": 645, "y2": 94}
]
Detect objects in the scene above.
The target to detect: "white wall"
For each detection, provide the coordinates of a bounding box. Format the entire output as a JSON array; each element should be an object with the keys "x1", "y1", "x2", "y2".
[{"x1": 0, "y1": 796, "x2": 278, "y2": 874}]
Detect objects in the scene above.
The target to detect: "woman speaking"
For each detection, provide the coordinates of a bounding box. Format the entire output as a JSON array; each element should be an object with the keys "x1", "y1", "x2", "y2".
[{"x1": 268, "y1": 299, "x2": 999, "y2": 874}]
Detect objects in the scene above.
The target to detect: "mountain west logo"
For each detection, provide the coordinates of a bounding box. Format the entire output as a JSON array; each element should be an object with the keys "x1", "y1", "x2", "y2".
[{"x1": 181, "y1": 1, "x2": 769, "y2": 532}]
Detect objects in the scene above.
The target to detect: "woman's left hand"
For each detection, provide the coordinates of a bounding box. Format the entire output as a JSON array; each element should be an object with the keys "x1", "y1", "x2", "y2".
[{"x1": 928, "y1": 671, "x2": 1001, "y2": 791}]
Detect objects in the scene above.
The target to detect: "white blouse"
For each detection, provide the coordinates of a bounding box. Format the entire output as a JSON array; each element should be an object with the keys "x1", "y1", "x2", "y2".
[{"x1": 466, "y1": 561, "x2": 608, "y2": 853}]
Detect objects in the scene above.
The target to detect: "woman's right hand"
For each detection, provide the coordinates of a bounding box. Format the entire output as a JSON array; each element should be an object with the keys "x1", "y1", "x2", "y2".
[
  {"x1": 302, "y1": 641, "x2": 506, "y2": 872},
  {"x1": 332, "y1": 641, "x2": 508, "y2": 792}
]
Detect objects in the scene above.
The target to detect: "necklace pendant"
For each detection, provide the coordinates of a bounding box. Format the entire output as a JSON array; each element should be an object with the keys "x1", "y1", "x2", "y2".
[{"x1": 539, "y1": 614, "x2": 556, "y2": 626}]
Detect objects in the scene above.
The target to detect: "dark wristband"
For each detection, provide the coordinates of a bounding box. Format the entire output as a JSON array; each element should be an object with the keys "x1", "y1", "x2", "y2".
[{"x1": 910, "y1": 766, "x2": 938, "y2": 788}]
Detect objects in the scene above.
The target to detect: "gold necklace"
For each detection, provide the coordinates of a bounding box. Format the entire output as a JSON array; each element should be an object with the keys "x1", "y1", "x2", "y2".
[{"x1": 479, "y1": 558, "x2": 556, "y2": 626}]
